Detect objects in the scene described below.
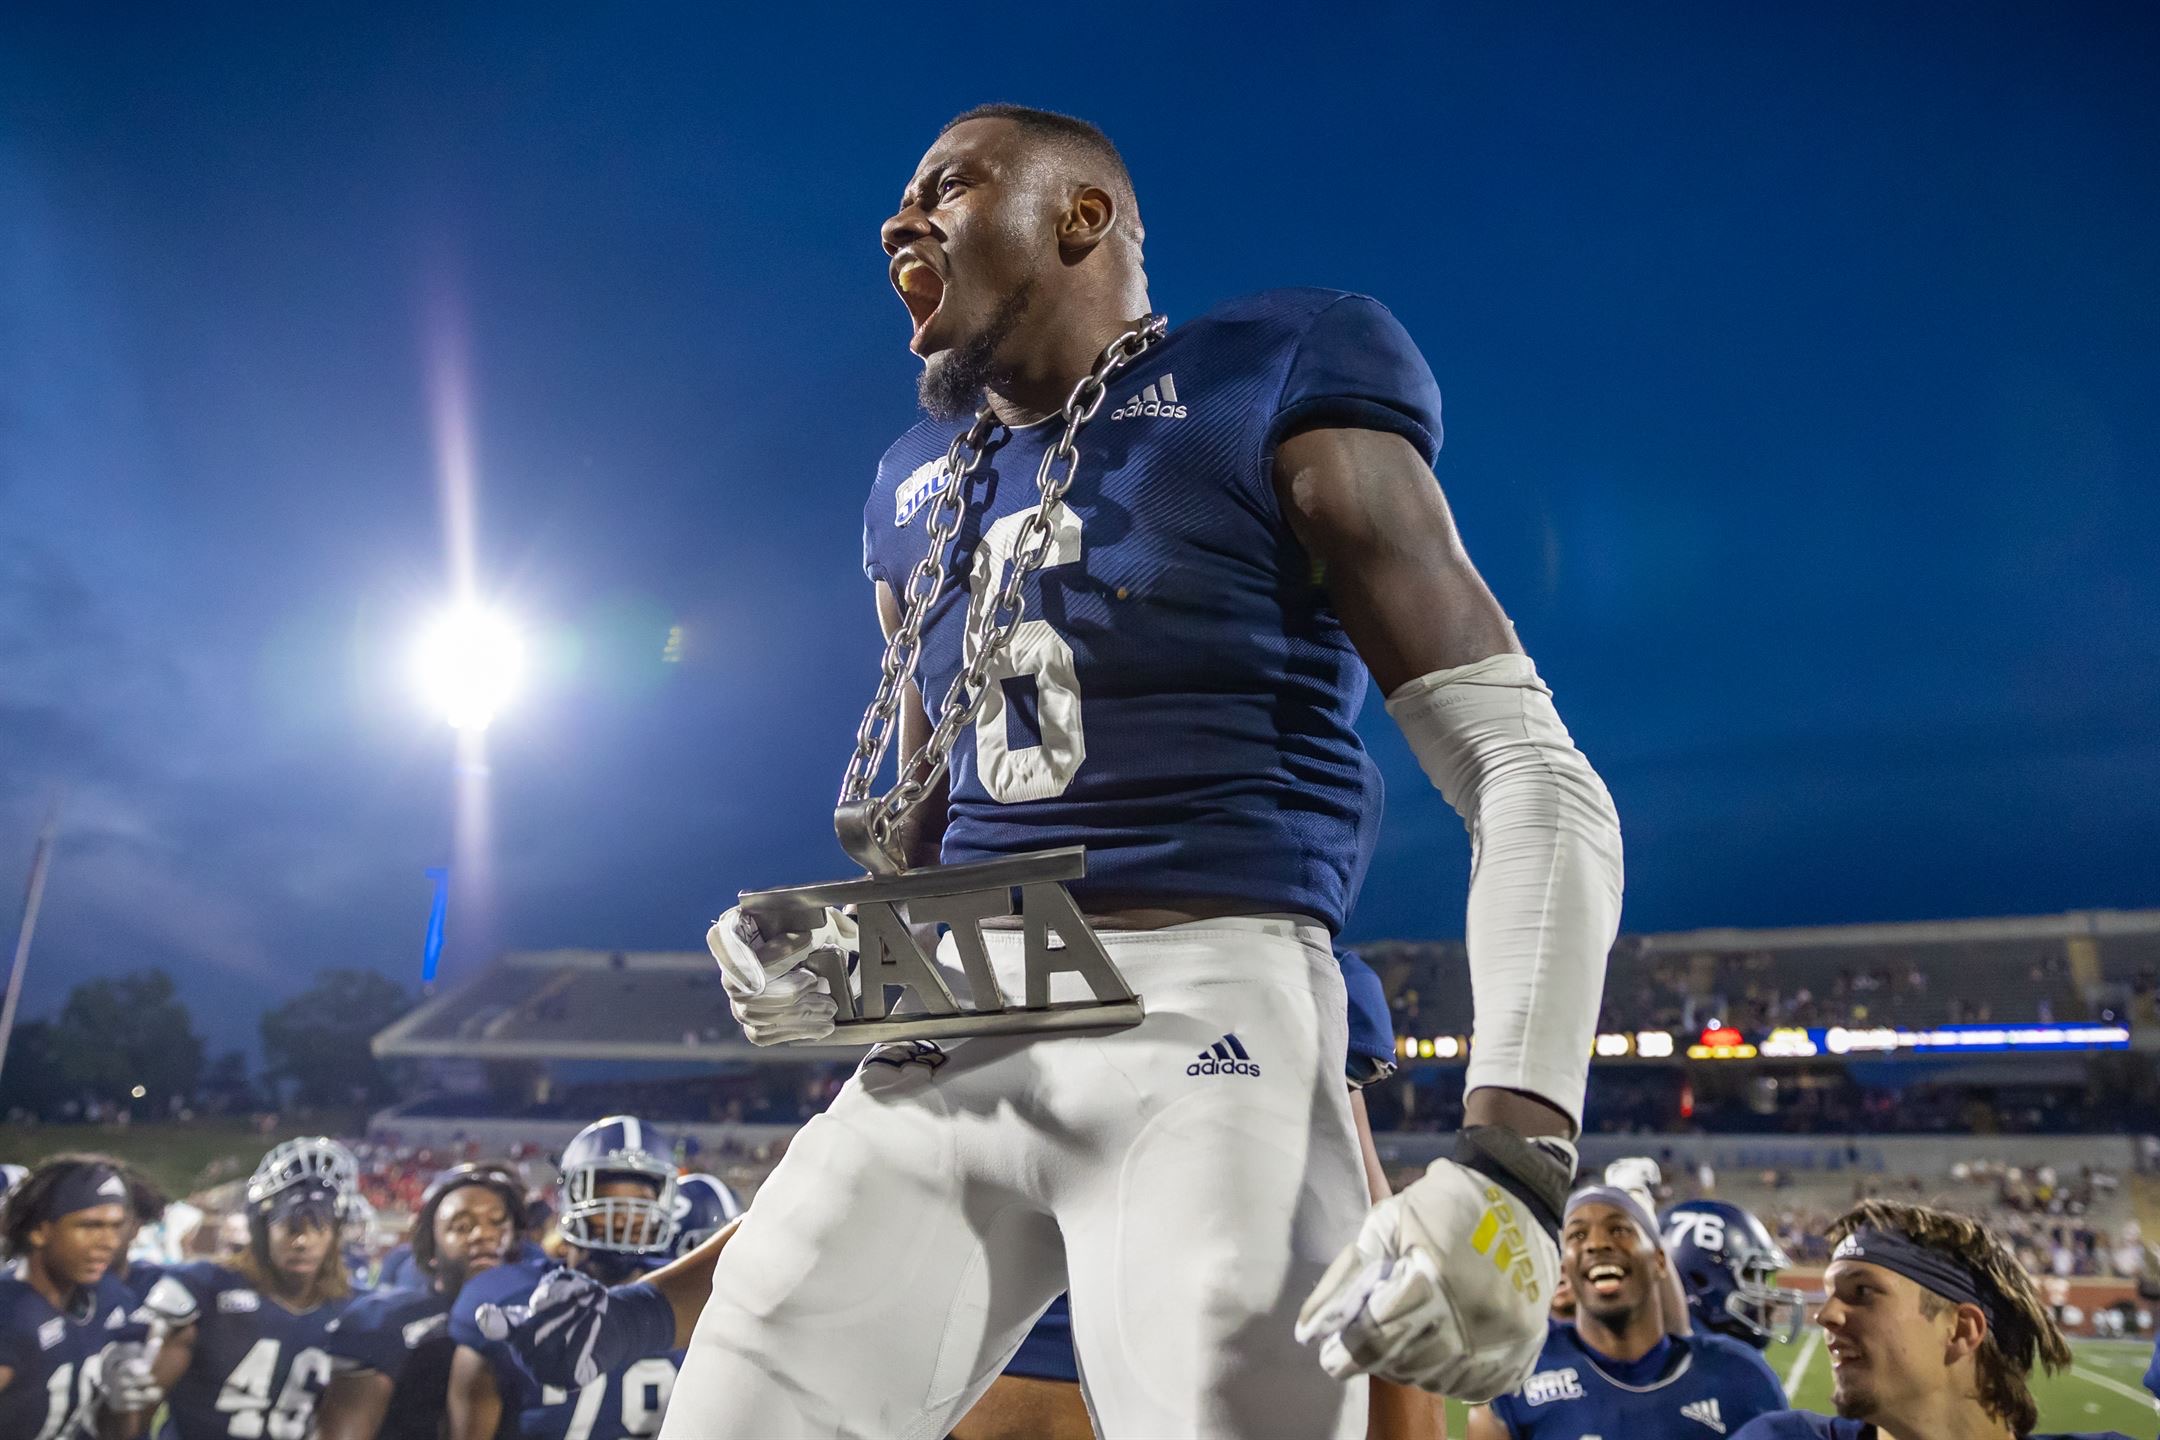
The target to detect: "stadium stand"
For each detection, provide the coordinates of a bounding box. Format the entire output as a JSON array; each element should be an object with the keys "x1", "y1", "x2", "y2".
[{"x1": 1371, "y1": 908, "x2": 2160, "y2": 1035}]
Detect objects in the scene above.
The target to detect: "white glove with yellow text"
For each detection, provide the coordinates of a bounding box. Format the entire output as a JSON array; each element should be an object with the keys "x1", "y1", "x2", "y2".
[
  {"x1": 707, "y1": 905, "x2": 856, "y2": 1045},
  {"x1": 1296, "y1": 1127, "x2": 1571, "y2": 1401}
]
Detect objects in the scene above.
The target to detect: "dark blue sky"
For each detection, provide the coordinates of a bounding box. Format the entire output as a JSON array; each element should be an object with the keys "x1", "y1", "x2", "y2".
[{"x1": 3, "y1": 4, "x2": 2155, "y2": 1057}]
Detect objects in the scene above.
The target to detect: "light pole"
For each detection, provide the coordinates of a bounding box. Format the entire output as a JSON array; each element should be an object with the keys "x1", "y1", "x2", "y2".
[{"x1": 0, "y1": 800, "x2": 60, "y2": 1087}]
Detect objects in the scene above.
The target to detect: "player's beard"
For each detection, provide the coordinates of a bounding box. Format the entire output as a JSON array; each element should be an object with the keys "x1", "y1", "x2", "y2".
[{"x1": 918, "y1": 277, "x2": 1035, "y2": 421}]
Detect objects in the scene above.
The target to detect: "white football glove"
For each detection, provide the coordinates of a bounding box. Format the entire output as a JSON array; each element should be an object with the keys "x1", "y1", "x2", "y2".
[
  {"x1": 1297, "y1": 1129, "x2": 1569, "y2": 1402},
  {"x1": 97, "y1": 1337, "x2": 165, "y2": 1413},
  {"x1": 707, "y1": 905, "x2": 856, "y2": 1045}
]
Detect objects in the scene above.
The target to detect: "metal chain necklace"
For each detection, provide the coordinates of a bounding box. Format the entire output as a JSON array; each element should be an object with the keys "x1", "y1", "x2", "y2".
[{"x1": 838, "y1": 313, "x2": 1169, "y2": 871}]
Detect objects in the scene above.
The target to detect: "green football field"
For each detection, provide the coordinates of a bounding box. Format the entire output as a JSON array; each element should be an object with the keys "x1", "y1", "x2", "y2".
[{"x1": 1439, "y1": 1334, "x2": 2160, "y2": 1436}]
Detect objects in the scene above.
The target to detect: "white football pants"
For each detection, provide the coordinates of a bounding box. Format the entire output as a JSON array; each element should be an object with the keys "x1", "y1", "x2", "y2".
[{"x1": 659, "y1": 915, "x2": 1369, "y2": 1440}]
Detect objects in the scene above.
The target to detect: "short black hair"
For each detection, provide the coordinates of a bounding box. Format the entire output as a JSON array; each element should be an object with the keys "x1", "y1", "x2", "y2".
[
  {"x1": 0, "y1": 1153, "x2": 126, "y2": 1259},
  {"x1": 941, "y1": 103, "x2": 1142, "y2": 245}
]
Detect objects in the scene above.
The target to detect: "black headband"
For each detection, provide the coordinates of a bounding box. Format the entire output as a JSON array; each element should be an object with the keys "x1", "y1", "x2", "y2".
[
  {"x1": 39, "y1": 1164, "x2": 129, "y2": 1223},
  {"x1": 1832, "y1": 1226, "x2": 2009, "y2": 1336}
]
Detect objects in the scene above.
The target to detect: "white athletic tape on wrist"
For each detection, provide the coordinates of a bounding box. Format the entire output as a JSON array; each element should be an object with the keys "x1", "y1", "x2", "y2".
[{"x1": 1386, "y1": 652, "x2": 1623, "y2": 1130}]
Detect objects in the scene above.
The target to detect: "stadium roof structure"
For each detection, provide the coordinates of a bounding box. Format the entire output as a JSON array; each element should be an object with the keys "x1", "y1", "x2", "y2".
[{"x1": 370, "y1": 948, "x2": 842, "y2": 1063}]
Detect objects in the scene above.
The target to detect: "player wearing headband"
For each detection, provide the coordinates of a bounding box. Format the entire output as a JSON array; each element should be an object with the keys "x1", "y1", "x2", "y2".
[
  {"x1": 446, "y1": 1117, "x2": 684, "y2": 1440},
  {"x1": 1734, "y1": 1200, "x2": 2131, "y2": 1440},
  {"x1": 317, "y1": 1161, "x2": 524, "y2": 1440},
  {"x1": 145, "y1": 1140, "x2": 360, "y2": 1439},
  {"x1": 1468, "y1": 1186, "x2": 1785, "y2": 1439},
  {"x1": 0, "y1": 1154, "x2": 168, "y2": 1439}
]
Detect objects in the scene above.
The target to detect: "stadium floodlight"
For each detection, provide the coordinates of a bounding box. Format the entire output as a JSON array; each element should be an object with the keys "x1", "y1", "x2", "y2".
[{"x1": 414, "y1": 604, "x2": 524, "y2": 731}]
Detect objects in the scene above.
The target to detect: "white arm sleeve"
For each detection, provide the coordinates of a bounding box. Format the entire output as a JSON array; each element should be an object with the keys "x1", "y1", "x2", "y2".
[{"x1": 1385, "y1": 652, "x2": 1622, "y2": 1130}]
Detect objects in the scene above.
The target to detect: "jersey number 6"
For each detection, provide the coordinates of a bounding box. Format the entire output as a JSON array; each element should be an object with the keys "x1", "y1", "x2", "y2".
[{"x1": 967, "y1": 504, "x2": 1086, "y2": 804}]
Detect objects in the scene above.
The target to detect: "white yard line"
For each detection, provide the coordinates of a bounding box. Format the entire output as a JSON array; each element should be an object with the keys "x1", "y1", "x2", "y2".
[
  {"x1": 2068, "y1": 1363, "x2": 2160, "y2": 1411},
  {"x1": 1784, "y1": 1330, "x2": 1821, "y2": 1397}
]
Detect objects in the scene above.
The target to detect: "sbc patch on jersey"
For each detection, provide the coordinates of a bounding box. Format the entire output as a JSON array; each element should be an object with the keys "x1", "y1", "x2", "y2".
[
  {"x1": 219, "y1": 1289, "x2": 261, "y2": 1313},
  {"x1": 1522, "y1": 1366, "x2": 1587, "y2": 1405},
  {"x1": 894, "y1": 456, "x2": 945, "y2": 527}
]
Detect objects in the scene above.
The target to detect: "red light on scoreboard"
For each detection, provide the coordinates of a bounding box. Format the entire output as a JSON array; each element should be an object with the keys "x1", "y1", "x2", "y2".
[{"x1": 1699, "y1": 1024, "x2": 1744, "y2": 1048}]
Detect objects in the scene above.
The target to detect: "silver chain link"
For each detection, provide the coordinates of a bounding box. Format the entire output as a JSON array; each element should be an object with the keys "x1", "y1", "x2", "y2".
[{"x1": 840, "y1": 314, "x2": 1168, "y2": 855}]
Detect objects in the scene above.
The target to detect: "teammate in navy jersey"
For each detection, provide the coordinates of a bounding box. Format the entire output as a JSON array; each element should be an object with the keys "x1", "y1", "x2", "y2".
[
  {"x1": 1663, "y1": 1198, "x2": 1807, "y2": 1348},
  {"x1": 695, "y1": 103, "x2": 1623, "y2": 1437},
  {"x1": 1469, "y1": 1187, "x2": 1786, "y2": 1439},
  {"x1": 318, "y1": 1162, "x2": 523, "y2": 1440},
  {"x1": 1733, "y1": 1200, "x2": 2128, "y2": 1440},
  {"x1": 0, "y1": 1155, "x2": 163, "y2": 1440},
  {"x1": 447, "y1": 1118, "x2": 682, "y2": 1440},
  {"x1": 150, "y1": 1142, "x2": 358, "y2": 1440}
]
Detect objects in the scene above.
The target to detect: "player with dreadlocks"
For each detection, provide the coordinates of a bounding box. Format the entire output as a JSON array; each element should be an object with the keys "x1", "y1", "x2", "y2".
[
  {"x1": 146, "y1": 1138, "x2": 360, "y2": 1439},
  {"x1": 1734, "y1": 1200, "x2": 2132, "y2": 1440},
  {"x1": 0, "y1": 1154, "x2": 169, "y2": 1439},
  {"x1": 317, "y1": 1160, "x2": 524, "y2": 1440}
]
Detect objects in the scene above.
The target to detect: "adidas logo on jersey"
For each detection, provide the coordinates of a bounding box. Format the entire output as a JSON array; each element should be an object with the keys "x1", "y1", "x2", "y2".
[
  {"x1": 1188, "y1": 1033, "x2": 1260, "y2": 1077},
  {"x1": 1680, "y1": 1397, "x2": 1726, "y2": 1433},
  {"x1": 1110, "y1": 373, "x2": 1188, "y2": 420},
  {"x1": 39, "y1": 1317, "x2": 64, "y2": 1350}
]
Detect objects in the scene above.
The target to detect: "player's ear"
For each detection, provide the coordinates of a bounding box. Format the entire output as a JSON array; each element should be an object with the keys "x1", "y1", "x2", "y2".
[
  {"x1": 1945, "y1": 1302, "x2": 1988, "y2": 1363},
  {"x1": 1057, "y1": 184, "x2": 1117, "y2": 258}
]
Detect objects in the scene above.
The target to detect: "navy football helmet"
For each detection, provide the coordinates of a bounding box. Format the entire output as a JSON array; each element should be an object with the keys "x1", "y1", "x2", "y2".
[
  {"x1": 670, "y1": 1173, "x2": 743, "y2": 1257},
  {"x1": 1662, "y1": 1199, "x2": 1807, "y2": 1347},
  {"x1": 557, "y1": 1115, "x2": 679, "y2": 1256}
]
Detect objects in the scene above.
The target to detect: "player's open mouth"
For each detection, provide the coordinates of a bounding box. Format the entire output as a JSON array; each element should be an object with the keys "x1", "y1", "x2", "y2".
[
  {"x1": 1827, "y1": 1341, "x2": 1863, "y2": 1369},
  {"x1": 1584, "y1": 1263, "x2": 1627, "y2": 1296},
  {"x1": 892, "y1": 253, "x2": 946, "y2": 349}
]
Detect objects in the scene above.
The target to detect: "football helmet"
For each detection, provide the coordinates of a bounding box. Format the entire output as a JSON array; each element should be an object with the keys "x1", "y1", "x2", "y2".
[
  {"x1": 670, "y1": 1173, "x2": 743, "y2": 1256},
  {"x1": 249, "y1": 1137, "x2": 359, "y2": 1208},
  {"x1": 557, "y1": 1116, "x2": 679, "y2": 1256},
  {"x1": 1662, "y1": 1199, "x2": 1807, "y2": 1347}
]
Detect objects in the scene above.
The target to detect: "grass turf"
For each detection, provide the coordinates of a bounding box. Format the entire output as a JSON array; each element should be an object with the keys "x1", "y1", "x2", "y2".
[{"x1": 0, "y1": 1116, "x2": 366, "y2": 1201}]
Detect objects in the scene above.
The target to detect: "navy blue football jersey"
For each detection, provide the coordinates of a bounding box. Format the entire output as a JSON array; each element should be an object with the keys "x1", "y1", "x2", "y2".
[
  {"x1": 1731, "y1": 1414, "x2": 2129, "y2": 1440},
  {"x1": 323, "y1": 1283, "x2": 459, "y2": 1440},
  {"x1": 1488, "y1": 1322, "x2": 1787, "y2": 1438},
  {"x1": 860, "y1": 289, "x2": 1440, "y2": 933},
  {"x1": 450, "y1": 1258, "x2": 680, "y2": 1438},
  {"x1": 157, "y1": 1261, "x2": 351, "y2": 1440},
  {"x1": 0, "y1": 1264, "x2": 148, "y2": 1440}
]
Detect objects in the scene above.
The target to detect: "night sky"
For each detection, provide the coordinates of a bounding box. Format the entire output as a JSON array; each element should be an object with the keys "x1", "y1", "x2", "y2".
[{"x1": 3, "y1": 5, "x2": 2155, "y2": 1057}]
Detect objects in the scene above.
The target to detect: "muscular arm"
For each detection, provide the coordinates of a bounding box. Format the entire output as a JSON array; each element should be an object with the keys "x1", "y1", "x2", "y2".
[
  {"x1": 875, "y1": 580, "x2": 950, "y2": 868},
  {"x1": 152, "y1": 1320, "x2": 197, "y2": 1395},
  {"x1": 636, "y1": 1215, "x2": 742, "y2": 1347},
  {"x1": 315, "y1": 1370, "x2": 394, "y2": 1440},
  {"x1": 1275, "y1": 425, "x2": 1619, "y2": 1139},
  {"x1": 447, "y1": 1345, "x2": 504, "y2": 1440}
]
